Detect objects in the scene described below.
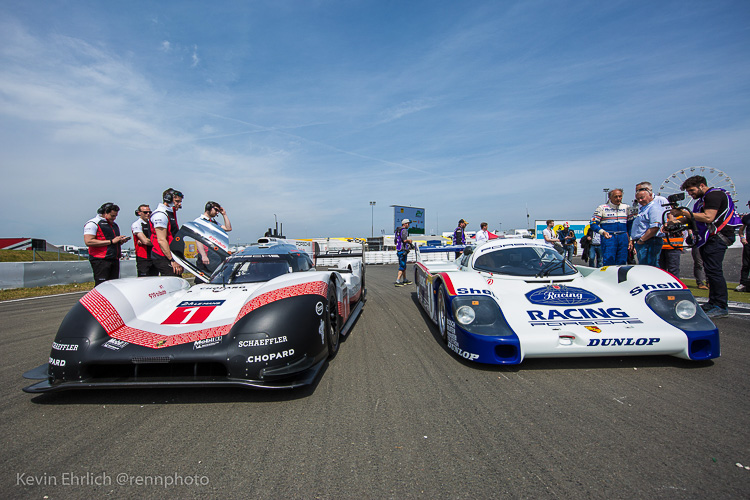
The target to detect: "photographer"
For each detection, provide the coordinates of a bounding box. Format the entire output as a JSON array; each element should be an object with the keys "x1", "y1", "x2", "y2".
[{"x1": 672, "y1": 176, "x2": 742, "y2": 317}]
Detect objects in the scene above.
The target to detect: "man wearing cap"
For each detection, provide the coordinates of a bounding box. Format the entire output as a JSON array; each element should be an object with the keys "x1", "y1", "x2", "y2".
[
  {"x1": 453, "y1": 219, "x2": 468, "y2": 258},
  {"x1": 395, "y1": 219, "x2": 413, "y2": 287}
]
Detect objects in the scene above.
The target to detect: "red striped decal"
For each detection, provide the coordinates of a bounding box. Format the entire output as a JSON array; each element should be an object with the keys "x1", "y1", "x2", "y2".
[
  {"x1": 79, "y1": 281, "x2": 329, "y2": 349},
  {"x1": 439, "y1": 273, "x2": 456, "y2": 295}
]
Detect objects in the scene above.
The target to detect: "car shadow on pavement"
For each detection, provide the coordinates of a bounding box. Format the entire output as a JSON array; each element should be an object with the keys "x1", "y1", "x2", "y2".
[
  {"x1": 409, "y1": 292, "x2": 716, "y2": 372},
  {"x1": 26, "y1": 363, "x2": 329, "y2": 405}
]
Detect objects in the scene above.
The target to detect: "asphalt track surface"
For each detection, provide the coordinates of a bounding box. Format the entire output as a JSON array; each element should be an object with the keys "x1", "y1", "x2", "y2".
[{"x1": 3, "y1": 264, "x2": 749, "y2": 499}]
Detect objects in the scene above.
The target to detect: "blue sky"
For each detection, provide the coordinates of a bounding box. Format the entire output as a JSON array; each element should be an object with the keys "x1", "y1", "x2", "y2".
[{"x1": 1, "y1": 0, "x2": 748, "y2": 245}]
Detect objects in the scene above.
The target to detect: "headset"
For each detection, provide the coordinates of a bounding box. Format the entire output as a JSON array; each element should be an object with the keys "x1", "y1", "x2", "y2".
[
  {"x1": 162, "y1": 188, "x2": 184, "y2": 207},
  {"x1": 205, "y1": 201, "x2": 222, "y2": 213},
  {"x1": 97, "y1": 202, "x2": 119, "y2": 215}
]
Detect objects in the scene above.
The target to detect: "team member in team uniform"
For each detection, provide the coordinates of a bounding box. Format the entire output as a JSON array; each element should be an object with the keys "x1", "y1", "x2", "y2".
[
  {"x1": 149, "y1": 188, "x2": 184, "y2": 277},
  {"x1": 194, "y1": 201, "x2": 232, "y2": 279},
  {"x1": 590, "y1": 188, "x2": 635, "y2": 266},
  {"x1": 84, "y1": 203, "x2": 130, "y2": 285},
  {"x1": 131, "y1": 204, "x2": 157, "y2": 277}
]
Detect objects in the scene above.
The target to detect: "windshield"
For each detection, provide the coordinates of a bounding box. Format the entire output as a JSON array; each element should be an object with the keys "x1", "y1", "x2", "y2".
[
  {"x1": 209, "y1": 253, "x2": 313, "y2": 284},
  {"x1": 473, "y1": 246, "x2": 577, "y2": 277}
]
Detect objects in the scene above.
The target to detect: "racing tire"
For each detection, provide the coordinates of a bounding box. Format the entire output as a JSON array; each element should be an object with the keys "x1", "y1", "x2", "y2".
[
  {"x1": 360, "y1": 266, "x2": 366, "y2": 301},
  {"x1": 326, "y1": 283, "x2": 340, "y2": 358},
  {"x1": 437, "y1": 285, "x2": 448, "y2": 344}
]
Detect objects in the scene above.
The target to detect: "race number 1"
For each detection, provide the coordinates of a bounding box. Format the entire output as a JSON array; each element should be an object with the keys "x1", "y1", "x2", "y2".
[{"x1": 162, "y1": 306, "x2": 216, "y2": 325}]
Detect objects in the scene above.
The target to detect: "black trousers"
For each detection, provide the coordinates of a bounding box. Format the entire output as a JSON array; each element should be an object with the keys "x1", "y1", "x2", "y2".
[
  {"x1": 699, "y1": 235, "x2": 733, "y2": 309},
  {"x1": 136, "y1": 257, "x2": 158, "y2": 277},
  {"x1": 659, "y1": 248, "x2": 682, "y2": 278},
  {"x1": 89, "y1": 258, "x2": 119, "y2": 286},
  {"x1": 152, "y1": 254, "x2": 180, "y2": 277},
  {"x1": 740, "y1": 242, "x2": 750, "y2": 287}
]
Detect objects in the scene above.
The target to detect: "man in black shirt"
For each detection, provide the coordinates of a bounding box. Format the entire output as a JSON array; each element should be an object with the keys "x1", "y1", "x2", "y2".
[
  {"x1": 675, "y1": 176, "x2": 741, "y2": 317},
  {"x1": 737, "y1": 201, "x2": 750, "y2": 293}
]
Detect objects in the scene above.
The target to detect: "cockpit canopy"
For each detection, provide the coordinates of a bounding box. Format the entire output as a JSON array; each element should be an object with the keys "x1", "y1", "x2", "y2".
[
  {"x1": 210, "y1": 252, "x2": 314, "y2": 284},
  {"x1": 473, "y1": 245, "x2": 576, "y2": 277}
]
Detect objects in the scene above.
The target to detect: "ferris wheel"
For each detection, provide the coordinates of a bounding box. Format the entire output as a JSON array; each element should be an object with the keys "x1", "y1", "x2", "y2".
[{"x1": 657, "y1": 166, "x2": 738, "y2": 210}]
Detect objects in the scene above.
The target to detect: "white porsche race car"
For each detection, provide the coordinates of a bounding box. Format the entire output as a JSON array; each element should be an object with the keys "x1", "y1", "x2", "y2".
[
  {"x1": 414, "y1": 239, "x2": 719, "y2": 365},
  {"x1": 24, "y1": 228, "x2": 365, "y2": 392}
]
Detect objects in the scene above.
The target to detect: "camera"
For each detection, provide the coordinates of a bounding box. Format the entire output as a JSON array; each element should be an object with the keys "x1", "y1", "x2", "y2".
[{"x1": 667, "y1": 192, "x2": 685, "y2": 204}]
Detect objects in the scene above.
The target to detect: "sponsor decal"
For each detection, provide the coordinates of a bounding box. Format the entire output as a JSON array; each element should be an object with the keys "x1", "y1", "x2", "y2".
[
  {"x1": 600, "y1": 266, "x2": 609, "y2": 271},
  {"x1": 525, "y1": 285, "x2": 601, "y2": 306},
  {"x1": 103, "y1": 338, "x2": 128, "y2": 350},
  {"x1": 156, "y1": 339, "x2": 167, "y2": 347},
  {"x1": 48, "y1": 357, "x2": 66, "y2": 367},
  {"x1": 585, "y1": 326, "x2": 602, "y2": 333},
  {"x1": 52, "y1": 342, "x2": 78, "y2": 351},
  {"x1": 148, "y1": 285, "x2": 167, "y2": 299},
  {"x1": 162, "y1": 304, "x2": 220, "y2": 325},
  {"x1": 319, "y1": 320, "x2": 325, "y2": 344},
  {"x1": 456, "y1": 287, "x2": 495, "y2": 297},
  {"x1": 176, "y1": 300, "x2": 226, "y2": 307},
  {"x1": 247, "y1": 349, "x2": 295, "y2": 363},
  {"x1": 446, "y1": 319, "x2": 455, "y2": 335},
  {"x1": 629, "y1": 282, "x2": 683, "y2": 296},
  {"x1": 526, "y1": 307, "x2": 642, "y2": 326},
  {"x1": 587, "y1": 338, "x2": 660, "y2": 347},
  {"x1": 445, "y1": 325, "x2": 479, "y2": 361},
  {"x1": 193, "y1": 336, "x2": 222, "y2": 350},
  {"x1": 316, "y1": 301, "x2": 324, "y2": 316},
  {"x1": 237, "y1": 336, "x2": 288, "y2": 348},
  {"x1": 486, "y1": 278, "x2": 494, "y2": 285}
]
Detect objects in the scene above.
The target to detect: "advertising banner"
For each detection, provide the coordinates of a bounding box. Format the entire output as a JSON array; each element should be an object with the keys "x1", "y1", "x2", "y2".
[
  {"x1": 535, "y1": 220, "x2": 592, "y2": 241},
  {"x1": 393, "y1": 206, "x2": 425, "y2": 234}
]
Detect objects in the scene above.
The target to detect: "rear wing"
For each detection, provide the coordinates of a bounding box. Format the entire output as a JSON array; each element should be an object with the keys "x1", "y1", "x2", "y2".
[{"x1": 415, "y1": 245, "x2": 466, "y2": 262}]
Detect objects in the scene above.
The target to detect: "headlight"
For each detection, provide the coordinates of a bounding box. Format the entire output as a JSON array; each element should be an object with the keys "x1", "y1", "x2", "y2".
[
  {"x1": 644, "y1": 290, "x2": 716, "y2": 331},
  {"x1": 456, "y1": 305, "x2": 476, "y2": 325},
  {"x1": 450, "y1": 296, "x2": 515, "y2": 337},
  {"x1": 675, "y1": 300, "x2": 696, "y2": 320}
]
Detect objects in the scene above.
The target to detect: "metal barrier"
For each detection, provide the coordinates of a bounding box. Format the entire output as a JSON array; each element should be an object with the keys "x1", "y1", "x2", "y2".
[{"x1": 0, "y1": 261, "x2": 137, "y2": 290}]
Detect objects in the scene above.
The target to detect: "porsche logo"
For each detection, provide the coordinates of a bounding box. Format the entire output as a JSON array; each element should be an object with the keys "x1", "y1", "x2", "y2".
[
  {"x1": 585, "y1": 326, "x2": 602, "y2": 333},
  {"x1": 156, "y1": 339, "x2": 167, "y2": 347}
]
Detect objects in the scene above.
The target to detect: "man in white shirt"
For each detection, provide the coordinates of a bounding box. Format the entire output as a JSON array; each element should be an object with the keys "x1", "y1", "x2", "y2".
[
  {"x1": 475, "y1": 222, "x2": 490, "y2": 245},
  {"x1": 194, "y1": 201, "x2": 232, "y2": 278},
  {"x1": 149, "y1": 188, "x2": 184, "y2": 276},
  {"x1": 542, "y1": 220, "x2": 560, "y2": 249}
]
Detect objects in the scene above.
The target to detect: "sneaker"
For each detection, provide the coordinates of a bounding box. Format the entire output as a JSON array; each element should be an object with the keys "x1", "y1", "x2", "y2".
[
  {"x1": 395, "y1": 282, "x2": 406, "y2": 287},
  {"x1": 700, "y1": 303, "x2": 713, "y2": 312},
  {"x1": 697, "y1": 283, "x2": 709, "y2": 290},
  {"x1": 403, "y1": 280, "x2": 413, "y2": 285},
  {"x1": 704, "y1": 305, "x2": 729, "y2": 318},
  {"x1": 735, "y1": 284, "x2": 747, "y2": 292}
]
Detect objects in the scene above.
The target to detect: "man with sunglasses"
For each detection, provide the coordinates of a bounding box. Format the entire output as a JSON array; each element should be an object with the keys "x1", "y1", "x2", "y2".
[
  {"x1": 84, "y1": 202, "x2": 130, "y2": 285},
  {"x1": 131, "y1": 204, "x2": 157, "y2": 277}
]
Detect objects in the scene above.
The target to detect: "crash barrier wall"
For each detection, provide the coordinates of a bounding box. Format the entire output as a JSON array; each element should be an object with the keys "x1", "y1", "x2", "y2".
[
  {"x1": 0, "y1": 261, "x2": 137, "y2": 290},
  {"x1": 316, "y1": 250, "x2": 454, "y2": 267}
]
